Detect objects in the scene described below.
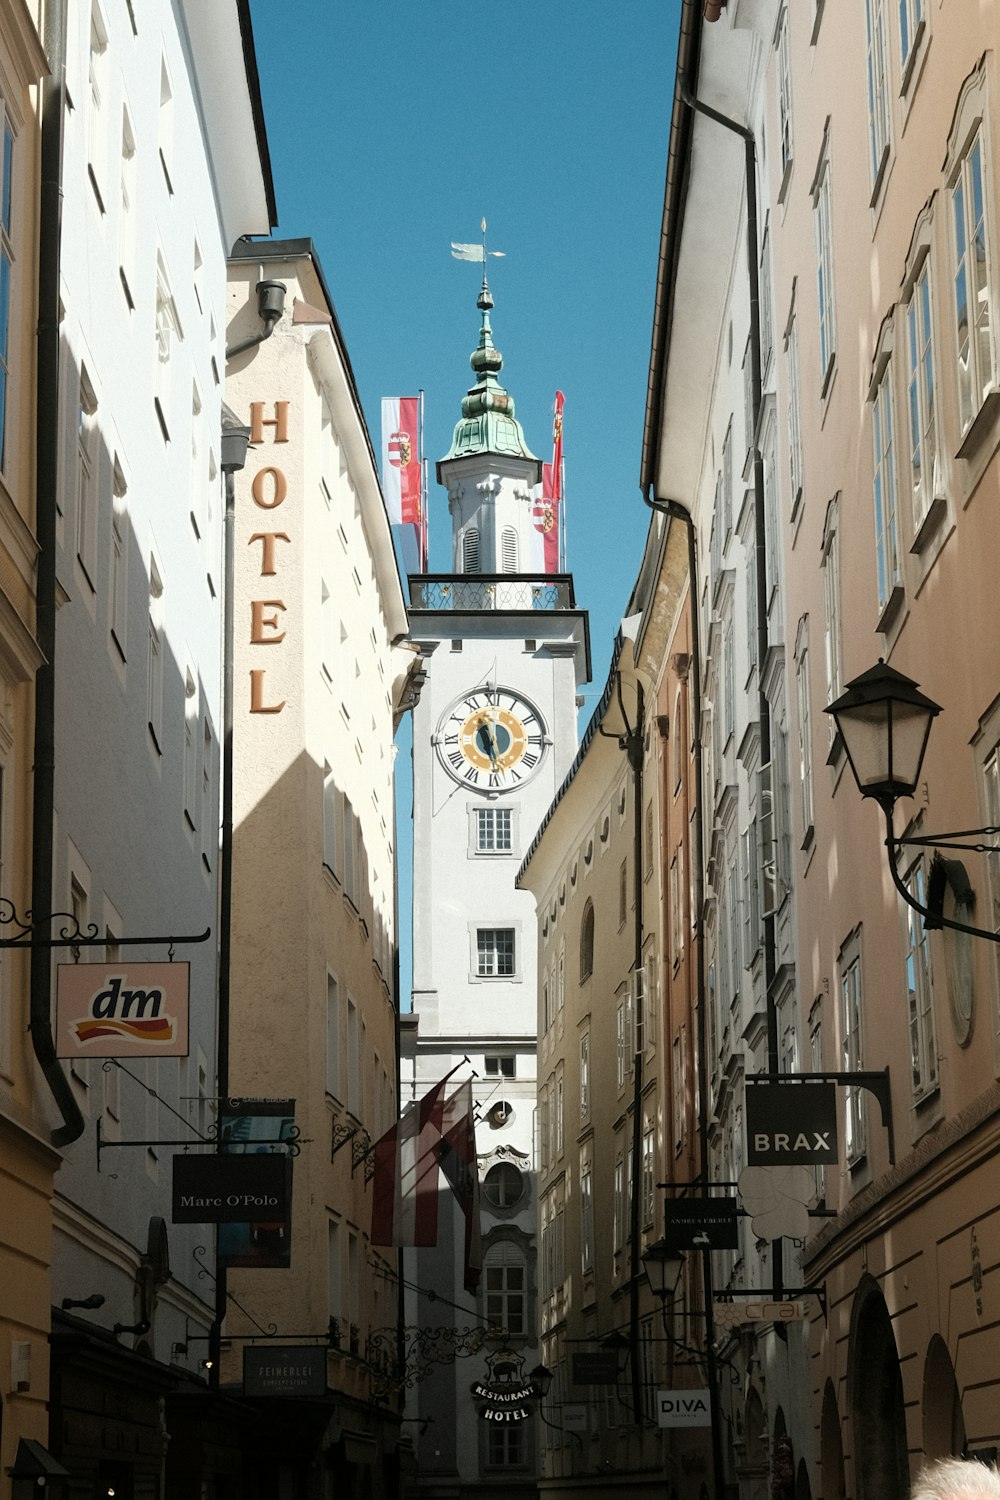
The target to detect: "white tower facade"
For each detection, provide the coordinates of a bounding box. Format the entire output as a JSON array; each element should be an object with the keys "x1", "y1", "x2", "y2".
[{"x1": 404, "y1": 280, "x2": 589, "y2": 1500}]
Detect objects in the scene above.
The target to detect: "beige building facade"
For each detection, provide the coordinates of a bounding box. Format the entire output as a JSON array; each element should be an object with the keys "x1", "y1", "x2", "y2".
[{"x1": 224, "y1": 239, "x2": 416, "y2": 1499}]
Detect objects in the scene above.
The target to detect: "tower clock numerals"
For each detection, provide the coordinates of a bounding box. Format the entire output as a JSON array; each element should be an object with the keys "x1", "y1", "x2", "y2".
[{"x1": 436, "y1": 686, "x2": 548, "y2": 792}]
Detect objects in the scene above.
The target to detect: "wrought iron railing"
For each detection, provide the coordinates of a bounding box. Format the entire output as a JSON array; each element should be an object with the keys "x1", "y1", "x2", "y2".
[{"x1": 408, "y1": 573, "x2": 576, "y2": 613}]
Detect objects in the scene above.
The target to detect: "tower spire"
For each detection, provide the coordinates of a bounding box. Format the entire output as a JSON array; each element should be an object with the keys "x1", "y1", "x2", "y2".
[{"x1": 440, "y1": 268, "x2": 537, "y2": 465}]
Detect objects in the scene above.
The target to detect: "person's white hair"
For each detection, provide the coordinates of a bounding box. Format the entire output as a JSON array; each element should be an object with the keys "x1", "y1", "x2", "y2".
[{"x1": 911, "y1": 1458, "x2": 1000, "y2": 1500}]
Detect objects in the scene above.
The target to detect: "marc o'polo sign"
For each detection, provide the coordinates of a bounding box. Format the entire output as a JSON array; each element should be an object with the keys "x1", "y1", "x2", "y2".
[
  {"x1": 56, "y1": 962, "x2": 189, "y2": 1057},
  {"x1": 172, "y1": 1153, "x2": 291, "y2": 1223},
  {"x1": 244, "y1": 1345, "x2": 327, "y2": 1398},
  {"x1": 746, "y1": 1079, "x2": 838, "y2": 1165}
]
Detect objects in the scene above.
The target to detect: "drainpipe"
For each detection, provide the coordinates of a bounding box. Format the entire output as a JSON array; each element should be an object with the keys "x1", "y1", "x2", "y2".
[
  {"x1": 225, "y1": 278, "x2": 286, "y2": 362},
  {"x1": 31, "y1": 0, "x2": 83, "y2": 1148},
  {"x1": 624, "y1": 679, "x2": 645, "y2": 1426}
]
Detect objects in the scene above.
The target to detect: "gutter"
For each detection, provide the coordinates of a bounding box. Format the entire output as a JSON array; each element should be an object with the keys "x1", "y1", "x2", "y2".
[{"x1": 31, "y1": 0, "x2": 83, "y2": 1148}]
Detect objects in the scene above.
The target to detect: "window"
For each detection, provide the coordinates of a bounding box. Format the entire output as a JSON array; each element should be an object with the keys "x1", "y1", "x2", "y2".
[
  {"x1": 864, "y1": 0, "x2": 891, "y2": 195},
  {"x1": 579, "y1": 1031, "x2": 590, "y2": 1119},
  {"x1": 872, "y1": 359, "x2": 902, "y2": 611},
  {"x1": 821, "y1": 497, "x2": 843, "y2": 726},
  {"x1": 183, "y1": 670, "x2": 198, "y2": 827},
  {"x1": 580, "y1": 1169, "x2": 594, "y2": 1272},
  {"x1": 776, "y1": 10, "x2": 793, "y2": 198},
  {"x1": 902, "y1": 858, "x2": 938, "y2": 1100},
  {"x1": 580, "y1": 901, "x2": 594, "y2": 980},
  {"x1": 641, "y1": 1123, "x2": 655, "y2": 1227},
  {"x1": 476, "y1": 806, "x2": 512, "y2": 853},
  {"x1": 118, "y1": 107, "x2": 136, "y2": 306},
  {"x1": 904, "y1": 255, "x2": 938, "y2": 525},
  {"x1": 485, "y1": 1054, "x2": 516, "y2": 1078},
  {"x1": 76, "y1": 369, "x2": 99, "y2": 588},
  {"x1": 477, "y1": 927, "x2": 515, "y2": 977},
  {"x1": 323, "y1": 764, "x2": 338, "y2": 873},
  {"x1": 616, "y1": 999, "x2": 627, "y2": 1089},
  {"x1": 619, "y1": 859, "x2": 628, "y2": 928},
  {"x1": 794, "y1": 622, "x2": 814, "y2": 839},
  {"x1": 327, "y1": 1219, "x2": 341, "y2": 1325},
  {"x1": 483, "y1": 1163, "x2": 525, "y2": 1209},
  {"x1": 500, "y1": 527, "x2": 518, "y2": 572},
  {"x1": 158, "y1": 56, "x2": 174, "y2": 192},
  {"x1": 110, "y1": 459, "x2": 127, "y2": 657},
  {"x1": 326, "y1": 973, "x2": 340, "y2": 1098},
  {"x1": 484, "y1": 1242, "x2": 526, "y2": 1336},
  {"x1": 200, "y1": 719, "x2": 214, "y2": 870},
  {"x1": 839, "y1": 938, "x2": 867, "y2": 1161},
  {"x1": 462, "y1": 527, "x2": 480, "y2": 571},
  {"x1": 760, "y1": 217, "x2": 774, "y2": 371},
  {"x1": 88, "y1": 3, "x2": 109, "y2": 206},
  {"x1": 147, "y1": 557, "x2": 164, "y2": 752},
  {"x1": 154, "y1": 255, "x2": 180, "y2": 434},
  {"x1": 555, "y1": 1072, "x2": 564, "y2": 1155},
  {"x1": 346, "y1": 998, "x2": 360, "y2": 1116},
  {"x1": 950, "y1": 126, "x2": 995, "y2": 437},
  {"x1": 813, "y1": 130, "x2": 837, "y2": 387},
  {"x1": 612, "y1": 1157, "x2": 625, "y2": 1255},
  {"x1": 0, "y1": 109, "x2": 13, "y2": 470},
  {"x1": 488, "y1": 1421, "x2": 525, "y2": 1469},
  {"x1": 721, "y1": 422, "x2": 733, "y2": 538},
  {"x1": 785, "y1": 296, "x2": 803, "y2": 513}
]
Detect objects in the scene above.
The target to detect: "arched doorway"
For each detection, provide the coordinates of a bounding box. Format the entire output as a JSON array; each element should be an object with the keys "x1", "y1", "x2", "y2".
[
  {"x1": 922, "y1": 1335, "x2": 965, "y2": 1461},
  {"x1": 848, "y1": 1276, "x2": 909, "y2": 1500},
  {"x1": 820, "y1": 1378, "x2": 846, "y2": 1500},
  {"x1": 737, "y1": 1389, "x2": 769, "y2": 1500}
]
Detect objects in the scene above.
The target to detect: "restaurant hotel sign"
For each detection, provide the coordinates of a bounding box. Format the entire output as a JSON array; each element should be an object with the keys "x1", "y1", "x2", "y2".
[
  {"x1": 472, "y1": 1352, "x2": 537, "y2": 1425},
  {"x1": 246, "y1": 400, "x2": 292, "y2": 716},
  {"x1": 56, "y1": 962, "x2": 189, "y2": 1057}
]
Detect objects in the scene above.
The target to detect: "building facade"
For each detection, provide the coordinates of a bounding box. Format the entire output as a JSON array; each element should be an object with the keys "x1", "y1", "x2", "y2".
[
  {"x1": 223, "y1": 237, "x2": 416, "y2": 1500},
  {"x1": 403, "y1": 278, "x2": 589, "y2": 1500}
]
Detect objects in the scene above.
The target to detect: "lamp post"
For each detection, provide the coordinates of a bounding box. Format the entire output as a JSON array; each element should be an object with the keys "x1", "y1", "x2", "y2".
[
  {"x1": 826, "y1": 661, "x2": 1000, "y2": 944},
  {"x1": 642, "y1": 1240, "x2": 726, "y2": 1500}
]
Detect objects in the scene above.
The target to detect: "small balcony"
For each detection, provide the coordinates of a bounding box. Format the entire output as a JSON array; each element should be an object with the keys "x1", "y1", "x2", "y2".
[{"x1": 408, "y1": 573, "x2": 576, "y2": 613}]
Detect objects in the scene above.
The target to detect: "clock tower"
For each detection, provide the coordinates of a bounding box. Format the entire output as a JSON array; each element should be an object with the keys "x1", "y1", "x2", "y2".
[{"x1": 402, "y1": 277, "x2": 590, "y2": 1497}]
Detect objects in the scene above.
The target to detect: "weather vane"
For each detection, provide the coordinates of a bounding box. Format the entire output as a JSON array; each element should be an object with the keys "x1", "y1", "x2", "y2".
[{"x1": 450, "y1": 217, "x2": 506, "y2": 265}]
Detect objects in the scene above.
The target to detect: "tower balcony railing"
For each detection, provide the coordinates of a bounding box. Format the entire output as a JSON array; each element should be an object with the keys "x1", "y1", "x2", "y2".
[{"x1": 408, "y1": 573, "x2": 576, "y2": 613}]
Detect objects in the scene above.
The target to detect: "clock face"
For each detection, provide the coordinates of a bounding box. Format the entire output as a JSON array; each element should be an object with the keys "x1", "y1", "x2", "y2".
[{"x1": 438, "y1": 687, "x2": 548, "y2": 792}]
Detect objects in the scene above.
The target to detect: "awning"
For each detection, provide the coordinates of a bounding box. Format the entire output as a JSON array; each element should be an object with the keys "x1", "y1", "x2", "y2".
[{"x1": 8, "y1": 1438, "x2": 70, "y2": 1479}]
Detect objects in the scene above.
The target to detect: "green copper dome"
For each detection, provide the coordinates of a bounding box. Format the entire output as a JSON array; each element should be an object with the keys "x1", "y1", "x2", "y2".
[{"x1": 440, "y1": 279, "x2": 538, "y2": 464}]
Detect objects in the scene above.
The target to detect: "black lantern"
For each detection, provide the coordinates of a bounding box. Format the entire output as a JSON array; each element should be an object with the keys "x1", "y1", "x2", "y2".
[
  {"x1": 641, "y1": 1239, "x2": 686, "y2": 1300},
  {"x1": 825, "y1": 660, "x2": 940, "y2": 808}
]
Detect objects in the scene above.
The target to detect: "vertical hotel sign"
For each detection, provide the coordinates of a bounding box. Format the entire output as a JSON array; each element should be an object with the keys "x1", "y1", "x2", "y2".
[{"x1": 246, "y1": 400, "x2": 291, "y2": 715}]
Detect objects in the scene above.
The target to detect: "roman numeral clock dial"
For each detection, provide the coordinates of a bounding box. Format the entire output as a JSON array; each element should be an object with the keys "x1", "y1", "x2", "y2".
[{"x1": 437, "y1": 687, "x2": 549, "y2": 792}]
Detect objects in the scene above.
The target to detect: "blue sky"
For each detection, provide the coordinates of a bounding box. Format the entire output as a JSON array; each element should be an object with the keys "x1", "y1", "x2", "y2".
[{"x1": 247, "y1": 2, "x2": 682, "y2": 999}]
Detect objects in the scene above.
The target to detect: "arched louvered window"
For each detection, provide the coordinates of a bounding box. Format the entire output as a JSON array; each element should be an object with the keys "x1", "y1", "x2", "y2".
[
  {"x1": 580, "y1": 900, "x2": 595, "y2": 981},
  {"x1": 501, "y1": 527, "x2": 518, "y2": 573},
  {"x1": 463, "y1": 526, "x2": 481, "y2": 572},
  {"x1": 483, "y1": 1240, "x2": 526, "y2": 1335}
]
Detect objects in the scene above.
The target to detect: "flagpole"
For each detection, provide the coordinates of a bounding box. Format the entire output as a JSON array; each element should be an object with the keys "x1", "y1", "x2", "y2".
[
  {"x1": 418, "y1": 387, "x2": 427, "y2": 572},
  {"x1": 560, "y1": 453, "x2": 566, "y2": 573}
]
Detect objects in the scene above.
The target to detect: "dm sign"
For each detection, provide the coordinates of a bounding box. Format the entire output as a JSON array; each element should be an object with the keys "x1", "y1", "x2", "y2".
[
  {"x1": 172, "y1": 1152, "x2": 291, "y2": 1223},
  {"x1": 657, "y1": 1389, "x2": 712, "y2": 1428},
  {"x1": 56, "y1": 962, "x2": 189, "y2": 1057},
  {"x1": 746, "y1": 1079, "x2": 838, "y2": 1165}
]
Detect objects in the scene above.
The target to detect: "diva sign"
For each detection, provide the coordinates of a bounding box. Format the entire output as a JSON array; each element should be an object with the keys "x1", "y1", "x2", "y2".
[{"x1": 56, "y1": 962, "x2": 189, "y2": 1057}]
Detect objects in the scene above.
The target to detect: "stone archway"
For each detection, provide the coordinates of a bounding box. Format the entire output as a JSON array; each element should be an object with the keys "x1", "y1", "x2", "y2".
[
  {"x1": 736, "y1": 1388, "x2": 769, "y2": 1500},
  {"x1": 922, "y1": 1334, "x2": 966, "y2": 1461},
  {"x1": 820, "y1": 1377, "x2": 846, "y2": 1500},
  {"x1": 847, "y1": 1275, "x2": 909, "y2": 1500}
]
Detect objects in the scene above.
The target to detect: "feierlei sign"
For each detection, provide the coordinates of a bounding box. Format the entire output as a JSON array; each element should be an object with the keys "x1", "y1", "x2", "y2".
[
  {"x1": 663, "y1": 1197, "x2": 739, "y2": 1251},
  {"x1": 657, "y1": 1390, "x2": 712, "y2": 1428},
  {"x1": 172, "y1": 1152, "x2": 291, "y2": 1222},
  {"x1": 471, "y1": 1379, "x2": 536, "y2": 1424},
  {"x1": 745, "y1": 1079, "x2": 839, "y2": 1165},
  {"x1": 246, "y1": 400, "x2": 292, "y2": 715},
  {"x1": 56, "y1": 962, "x2": 189, "y2": 1057},
  {"x1": 244, "y1": 1345, "x2": 327, "y2": 1398}
]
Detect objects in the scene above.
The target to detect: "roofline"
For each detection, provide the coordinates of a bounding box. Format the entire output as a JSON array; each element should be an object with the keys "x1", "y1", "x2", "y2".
[
  {"x1": 235, "y1": 0, "x2": 278, "y2": 229},
  {"x1": 639, "y1": 0, "x2": 704, "y2": 495}
]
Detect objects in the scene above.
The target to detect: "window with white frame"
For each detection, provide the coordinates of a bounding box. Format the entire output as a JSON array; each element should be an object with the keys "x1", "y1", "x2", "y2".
[
  {"x1": 864, "y1": 0, "x2": 891, "y2": 196},
  {"x1": 794, "y1": 620, "x2": 814, "y2": 839},
  {"x1": 500, "y1": 527, "x2": 518, "y2": 573},
  {"x1": 88, "y1": 3, "x2": 109, "y2": 205},
  {"x1": 821, "y1": 496, "x2": 843, "y2": 725},
  {"x1": 110, "y1": 458, "x2": 127, "y2": 657},
  {"x1": 580, "y1": 1168, "x2": 594, "y2": 1273},
  {"x1": 740, "y1": 819, "x2": 761, "y2": 967},
  {"x1": 484, "y1": 1241, "x2": 526, "y2": 1336},
  {"x1": 722, "y1": 422, "x2": 733, "y2": 539},
  {"x1": 902, "y1": 858, "x2": 938, "y2": 1100},
  {"x1": 776, "y1": 10, "x2": 793, "y2": 195},
  {"x1": 326, "y1": 972, "x2": 341, "y2": 1098},
  {"x1": 619, "y1": 858, "x2": 628, "y2": 928},
  {"x1": 950, "y1": 125, "x2": 995, "y2": 437},
  {"x1": 477, "y1": 927, "x2": 515, "y2": 977},
  {"x1": 785, "y1": 294, "x2": 804, "y2": 513},
  {"x1": 899, "y1": 0, "x2": 924, "y2": 80},
  {"x1": 813, "y1": 130, "x2": 837, "y2": 387},
  {"x1": 672, "y1": 1027, "x2": 686, "y2": 1152},
  {"x1": 183, "y1": 669, "x2": 198, "y2": 828},
  {"x1": 200, "y1": 718, "x2": 213, "y2": 870},
  {"x1": 579, "y1": 1030, "x2": 590, "y2": 1119},
  {"x1": 476, "y1": 806, "x2": 512, "y2": 853},
  {"x1": 327, "y1": 1219, "x2": 342, "y2": 1327},
  {"x1": 871, "y1": 356, "x2": 902, "y2": 611},
  {"x1": 839, "y1": 935, "x2": 867, "y2": 1161},
  {"x1": 616, "y1": 997, "x2": 627, "y2": 1089},
  {"x1": 904, "y1": 253, "x2": 938, "y2": 526},
  {"x1": 641, "y1": 1122, "x2": 655, "y2": 1227},
  {"x1": 118, "y1": 106, "x2": 136, "y2": 306},
  {"x1": 613, "y1": 1156, "x2": 625, "y2": 1255},
  {"x1": 158, "y1": 56, "x2": 174, "y2": 191},
  {"x1": 76, "y1": 369, "x2": 99, "y2": 588},
  {"x1": 0, "y1": 108, "x2": 13, "y2": 472},
  {"x1": 346, "y1": 998, "x2": 360, "y2": 1116},
  {"x1": 147, "y1": 556, "x2": 164, "y2": 752},
  {"x1": 760, "y1": 218, "x2": 774, "y2": 370},
  {"x1": 154, "y1": 255, "x2": 180, "y2": 434}
]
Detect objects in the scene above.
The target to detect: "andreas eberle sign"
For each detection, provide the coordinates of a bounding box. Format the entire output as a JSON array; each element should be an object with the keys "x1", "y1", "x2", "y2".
[
  {"x1": 745, "y1": 1079, "x2": 838, "y2": 1165},
  {"x1": 172, "y1": 1153, "x2": 291, "y2": 1223}
]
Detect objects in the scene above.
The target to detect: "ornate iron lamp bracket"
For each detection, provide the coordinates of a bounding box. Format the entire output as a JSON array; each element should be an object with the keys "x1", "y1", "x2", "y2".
[{"x1": 0, "y1": 897, "x2": 210, "y2": 953}]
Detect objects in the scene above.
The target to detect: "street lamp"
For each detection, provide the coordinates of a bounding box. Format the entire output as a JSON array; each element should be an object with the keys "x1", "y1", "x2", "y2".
[
  {"x1": 826, "y1": 661, "x2": 1000, "y2": 944},
  {"x1": 641, "y1": 1239, "x2": 686, "y2": 1301}
]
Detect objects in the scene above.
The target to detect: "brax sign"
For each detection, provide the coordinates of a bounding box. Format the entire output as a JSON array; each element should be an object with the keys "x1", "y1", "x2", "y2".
[
  {"x1": 656, "y1": 1390, "x2": 712, "y2": 1428},
  {"x1": 745, "y1": 1079, "x2": 839, "y2": 1165}
]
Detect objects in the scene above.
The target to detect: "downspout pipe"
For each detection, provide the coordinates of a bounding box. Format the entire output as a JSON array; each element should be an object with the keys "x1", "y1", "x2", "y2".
[
  {"x1": 225, "y1": 279, "x2": 286, "y2": 361},
  {"x1": 31, "y1": 0, "x2": 84, "y2": 1147},
  {"x1": 624, "y1": 679, "x2": 645, "y2": 1426}
]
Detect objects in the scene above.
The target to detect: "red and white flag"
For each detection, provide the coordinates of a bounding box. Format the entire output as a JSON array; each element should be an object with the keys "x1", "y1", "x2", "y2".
[
  {"x1": 438, "y1": 1079, "x2": 483, "y2": 1293},
  {"x1": 370, "y1": 1066, "x2": 459, "y2": 1247},
  {"x1": 381, "y1": 397, "x2": 422, "y2": 527},
  {"x1": 530, "y1": 392, "x2": 565, "y2": 574}
]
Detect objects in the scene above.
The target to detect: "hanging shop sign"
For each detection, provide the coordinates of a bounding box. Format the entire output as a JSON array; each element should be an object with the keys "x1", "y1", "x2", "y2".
[
  {"x1": 172, "y1": 1151, "x2": 291, "y2": 1223},
  {"x1": 663, "y1": 1197, "x2": 739, "y2": 1251},
  {"x1": 571, "y1": 1350, "x2": 620, "y2": 1385},
  {"x1": 713, "y1": 1300, "x2": 808, "y2": 1333},
  {"x1": 243, "y1": 1345, "x2": 327, "y2": 1398},
  {"x1": 217, "y1": 1098, "x2": 297, "y2": 1269},
  {"x1": 656, "y1": 1390, "x2": 712, "y2": 1429},
  {"x1": 745, "y1": 1079, "x2": 838, "y2": 1165},
  {"x1": 56, "y1": 962, "x2": 189, "y2": 1057},
  {"x1": 472, "y1": 1350, "x2": 536, "y2": 1424}
]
